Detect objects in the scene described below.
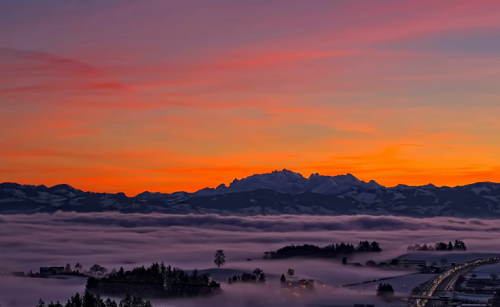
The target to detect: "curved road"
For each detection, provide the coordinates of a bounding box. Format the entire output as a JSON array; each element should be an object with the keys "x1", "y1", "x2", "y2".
[{"x1": 412, "y1": 257, "x2": 500, "y2": 307}]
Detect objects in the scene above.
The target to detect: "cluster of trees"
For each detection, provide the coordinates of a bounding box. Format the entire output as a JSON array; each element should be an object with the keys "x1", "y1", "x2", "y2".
[
  {"x1": 376, "y1": 283, "x2": 395, "y2": 297},
  {"x1": 407, "y1": 240, "x2": 467, "y2": 251},
  {"x1": 86, "y1": 262, "x2": 220, "y2": 298},
  {"x1": 264, "y1": 241, "x2": 382, "y2": 259},
  {"x1": 280, "y1": 269, "x2": 295, "y2": 282},
  {"x1": 63, "y1": 263, "x2": 84, "y2": 274},
  {"x1": 228, "y1": 268, "x2": 266, "y2": 284},
  {"x1": 36, "y1": 291, "x2": 151, "y2": 307}
]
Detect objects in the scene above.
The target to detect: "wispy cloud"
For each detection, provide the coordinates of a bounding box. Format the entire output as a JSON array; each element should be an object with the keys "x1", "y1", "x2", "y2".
[{"x1": 1, "y1": 1, "x2": 500, "y2": 193}]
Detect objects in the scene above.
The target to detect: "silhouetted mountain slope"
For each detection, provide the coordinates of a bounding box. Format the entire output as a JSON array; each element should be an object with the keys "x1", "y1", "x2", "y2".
[{"x1": 1, "y1": 170, "x2": 500, "y2": 217}]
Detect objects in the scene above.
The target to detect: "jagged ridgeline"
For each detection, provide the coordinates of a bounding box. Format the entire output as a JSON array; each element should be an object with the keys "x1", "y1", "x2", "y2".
[
  {"x1": 86, "y1": 263, "x2": 220, "y2": 298},
  {"x1": 263, "y1": 241, "x2": 382, "y2": 259}
]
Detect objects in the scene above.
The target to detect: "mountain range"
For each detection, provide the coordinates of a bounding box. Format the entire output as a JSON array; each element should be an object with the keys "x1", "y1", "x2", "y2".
[{"x1": 1, "y1": 169, "x2": 500, "y2": 218}]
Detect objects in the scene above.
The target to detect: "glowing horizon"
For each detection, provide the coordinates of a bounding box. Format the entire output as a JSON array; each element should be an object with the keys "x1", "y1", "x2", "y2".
[
  {"x1": 1, "y1": 0, "x2": 500, "y2": 195},
  {"x1": 3, "y1": 168, "x2": 499, "y2": 197}
]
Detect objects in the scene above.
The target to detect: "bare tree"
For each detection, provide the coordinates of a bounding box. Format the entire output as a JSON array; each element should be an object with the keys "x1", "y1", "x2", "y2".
[
  {"x1": 65, "y1": 263, "x2": 71, "y2": 272},
  {"x1": 214, "y1": 250, "x2": 226, "y2": 268},
  {"x1": 287, "y1": 268, "x2": 295, "y2": 278},
  {"x1": 75, "y1": 263, "x2": 83, "y2": 272},
  {"x1": 89, "y1": 264, "x2": 107, "y2": 276}
]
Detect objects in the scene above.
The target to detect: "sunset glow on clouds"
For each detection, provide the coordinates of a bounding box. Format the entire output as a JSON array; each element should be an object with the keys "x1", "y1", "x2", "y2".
[{"x1": 1, "y1": 0, "x2": 500, "y2": 195}]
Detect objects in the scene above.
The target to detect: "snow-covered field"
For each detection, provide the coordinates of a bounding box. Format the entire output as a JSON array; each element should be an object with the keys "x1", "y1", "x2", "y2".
[
  {"x1": 468, "y1": 262, "x2": 500, "y2": 278},
  {"x1": 454, "y1": 293, "x2": 491, "y2": 303}
]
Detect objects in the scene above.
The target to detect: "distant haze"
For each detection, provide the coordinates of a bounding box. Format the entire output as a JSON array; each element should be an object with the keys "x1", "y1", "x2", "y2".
[
  {"x1": 1, "y1": 212, "x2": 500, "y2": 307},
  {"x1": 1, "y1": 212, "x2": 500, "y2": 272}
]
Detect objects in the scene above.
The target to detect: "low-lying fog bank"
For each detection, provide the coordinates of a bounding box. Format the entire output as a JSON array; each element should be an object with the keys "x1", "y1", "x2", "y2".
[{"x1": 1, "y1": 213, "x2": 500, "y2": 307}]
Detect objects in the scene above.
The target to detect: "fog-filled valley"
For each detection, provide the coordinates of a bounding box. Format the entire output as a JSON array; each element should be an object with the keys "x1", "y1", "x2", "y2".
[
  {"x1": 3, "y1": 0, "x2": 500, "y2": 306},
  {"x1": 1, "y1": 213, "x2": 500, "y2": 307}
]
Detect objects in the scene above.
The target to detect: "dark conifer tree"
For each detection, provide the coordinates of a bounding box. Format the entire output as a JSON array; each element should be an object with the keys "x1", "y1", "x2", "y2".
[
  {"x1": 105, "y1": 299, "x2": 117, "y2": 307},
  {"x1": 65, "y1": 293, "x2": 83, "y2": 307},
  {"x1": 280, "y1": 274, "x2": 286, "y2": 283},
  {"x1": 118, "y1": 295, "x2": 132, "y2": 307},
  {"x1": 82, "y1": 291, "x2": 97, "y2": 307},
  {"x1": 376, "y1": 283, "x2": 395, "y2": 297}
]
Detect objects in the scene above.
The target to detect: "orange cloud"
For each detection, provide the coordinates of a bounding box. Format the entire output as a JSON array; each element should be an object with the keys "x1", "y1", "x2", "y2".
[{"x1": 2, "y1": 1, "x2": 500, "y2": 194}]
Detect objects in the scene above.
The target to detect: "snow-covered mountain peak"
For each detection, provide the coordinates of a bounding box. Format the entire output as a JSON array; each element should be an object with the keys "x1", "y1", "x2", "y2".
[
  {"x1": 136, "y1": 191, "x2": 163, "y2": 199},
  {"x1": 2, "y1": 177, "x2": 500, "y2": 217},
  {"x1": 219, "y1": 169, "x2": 307, "y2": 194},
  {"x1": 194, "y1": 170, "x2": 382, "y2": 196},
  {"x1": 272, "y1": 168, "x2": 305, "y2": 179},
  {"x1": 50, "y1": 184, "x2": 75, "y2": 190},
  {"x1": 420, "y1": 184, "x2": 437, "y2": 189}
]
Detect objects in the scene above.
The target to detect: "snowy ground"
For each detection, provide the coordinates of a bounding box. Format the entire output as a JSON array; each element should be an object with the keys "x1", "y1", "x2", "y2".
[
  {"x1": 454, "y1": 293, "x2": 491, "y2": 303},
  {"x1": 467, "y1": 262, "x2": 500, "y2": 279}
]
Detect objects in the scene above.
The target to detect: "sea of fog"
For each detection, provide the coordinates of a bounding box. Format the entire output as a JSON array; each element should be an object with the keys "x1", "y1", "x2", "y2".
[{"x1": 1, "y1": 213, "x2": 500, "y2": 307}]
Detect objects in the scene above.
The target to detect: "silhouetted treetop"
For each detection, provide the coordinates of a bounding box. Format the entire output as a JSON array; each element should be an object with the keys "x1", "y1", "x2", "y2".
[
  {"x1": 214, "y1": 250, "x2": 226, "y2": 268},
  {"x1": 264, "y1": 241, "x2": 382, "y2": 259},
  {"x1": 86, "y1": 262, "x2": 220, "y2": 299},
  {"x1": 38, "y1": 291, "x2": 150, "y2": 307},
  {"x1": 407, "y1": 240, "x2": 467, "y2": 251},
  {"x1": 229, "y1": 268, "x2": 266, "y2": 284},
  {"x1": 376, "y1": 283, "x2": 395, "y2": 297}
]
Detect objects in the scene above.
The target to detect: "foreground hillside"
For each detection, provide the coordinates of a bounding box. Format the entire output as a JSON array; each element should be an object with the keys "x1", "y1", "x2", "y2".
[{"x1": 1, "y1": 170, "x2": 499, "y2": 217}]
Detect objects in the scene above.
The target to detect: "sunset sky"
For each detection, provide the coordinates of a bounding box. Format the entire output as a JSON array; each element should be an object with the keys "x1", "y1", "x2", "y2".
[{"x1": 1, "y1": 0, "x2": 500, "y2": 195}]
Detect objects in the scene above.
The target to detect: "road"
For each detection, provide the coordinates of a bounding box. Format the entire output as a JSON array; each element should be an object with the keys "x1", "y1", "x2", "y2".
[
  {"x1": 339, "y1": 272, "x2": 418, "y2": 288},
  {"x1": 411, "y1": 256, "x2": 500, "y2": 307}
]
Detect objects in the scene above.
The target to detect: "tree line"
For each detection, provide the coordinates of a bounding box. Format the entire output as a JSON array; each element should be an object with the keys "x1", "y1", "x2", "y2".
[
  {"x1": 376, "y1": 283, "x2": 395, "y2": 297},
  {"x1": 85, "y1": 262, "x2": 220, "y2": 298},
  {"x1": 263, "y1": 241, "x2": 382, "y2": 259},
  {"x1": 407, "y1": 240, "x2": 467, "y2": 251},
  {"x1": 36, "y1": 291, "x2": 151, "y2": 307},
  {"x1": 227, "y1": 268, "x2": 266, "y2": 284}
]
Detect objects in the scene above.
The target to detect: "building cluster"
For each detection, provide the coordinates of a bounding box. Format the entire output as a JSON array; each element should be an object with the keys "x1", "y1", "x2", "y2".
[
  {"x1": 9, "y1": 266, "x2": 67, "y2": 277},
  {"x1": 283, "y1": 279, "x2": 316, "y2": 290}
]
